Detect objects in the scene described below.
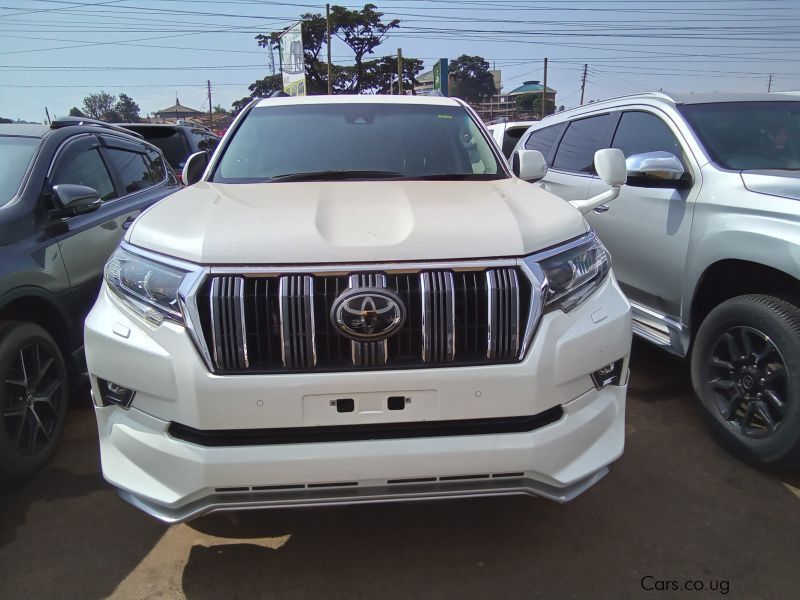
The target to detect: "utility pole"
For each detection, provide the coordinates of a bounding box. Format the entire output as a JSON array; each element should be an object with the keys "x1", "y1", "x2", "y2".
[
  {"x1": 397, "y1": 48, "x2": 404, "y2": 94},
  {"x1": 268, "y1": 44, "x2": 275, "y2": 76},
  {"x1": 541, "y1": 57, "x2": 548, "y2": 120},
  {"x1": 207, "y1": 80, "x2": 213, "y2": 129},
  {"x1": 767, "y1": 74, "x2": 773, "y2": 93},
  {"x1": 326, "y1": 4, "x2": 333, "y2": 95},
  {"x1": 580, "y1": 63, "x2": 588, "y2": 105}
]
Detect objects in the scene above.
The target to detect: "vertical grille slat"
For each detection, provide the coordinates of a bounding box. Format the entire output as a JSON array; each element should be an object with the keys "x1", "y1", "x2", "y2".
[
  {"x1": 208, "y1": 276, "x2": 247, "y2": 371},
  {"x1": 202, "y1": 266, "x2": 529, "y2": 373},
  {"x1": 278, "y1": 275, "x2": 316, "y2": 370},
  {"x1": 486, "y1": 268, "x2": 521, "y2": 360},
  {"x1": 421, "y1": 271, "x2": 455, "y2": 363}
]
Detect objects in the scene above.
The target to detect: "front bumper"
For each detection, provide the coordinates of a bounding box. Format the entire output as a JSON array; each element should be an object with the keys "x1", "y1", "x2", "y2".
[{"x1": 86, "y1": 274, "x2": 631, "y2": 523}]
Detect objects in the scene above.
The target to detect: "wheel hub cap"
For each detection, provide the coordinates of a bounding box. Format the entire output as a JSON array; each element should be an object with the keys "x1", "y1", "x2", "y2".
[{"x1": 707, "y1": 326, "x2": 789, "y2": 438}]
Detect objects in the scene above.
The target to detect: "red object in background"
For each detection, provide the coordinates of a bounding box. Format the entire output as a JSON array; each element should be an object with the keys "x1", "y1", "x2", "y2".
[{"x1": 214, "y1": 129, "x2": 227, "y2": 137}]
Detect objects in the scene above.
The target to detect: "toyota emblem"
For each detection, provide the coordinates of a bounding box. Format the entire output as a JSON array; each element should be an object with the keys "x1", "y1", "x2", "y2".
[{"x1": 331, "y1": 287, "x2": 406, "y2": 341}]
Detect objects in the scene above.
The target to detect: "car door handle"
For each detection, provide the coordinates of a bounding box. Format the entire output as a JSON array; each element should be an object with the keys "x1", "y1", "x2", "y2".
[
  {"x1": 121, "y1": 217, "x2": 136, "y2": 230},
  {"x1": 593, "y1": 204, "x2": 610, "y2": 214}
]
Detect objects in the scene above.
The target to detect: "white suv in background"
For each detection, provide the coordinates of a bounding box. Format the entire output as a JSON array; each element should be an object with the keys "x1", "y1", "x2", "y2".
[{"x1": 85, "y1": 95, "x2": 631, "y2": 522}]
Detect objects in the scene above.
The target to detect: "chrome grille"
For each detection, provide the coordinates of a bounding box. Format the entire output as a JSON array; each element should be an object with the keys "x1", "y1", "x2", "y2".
[
  {"x1": 199, "y1": 267, "x2": 533, "y2": 373},
  {"x1": 278, "y1": 275, "x2": 315, "y2": 369},
  {"x1": 208, "y1": 276, "x2": 248, "y2": 370},
  {"x1": 486, "y1": 268, "x2": 520, "y2": 360}
]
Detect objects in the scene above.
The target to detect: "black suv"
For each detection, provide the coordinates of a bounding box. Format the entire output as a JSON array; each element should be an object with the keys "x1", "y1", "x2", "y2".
[
  {"x1": 118, "y1": 123, "x2": 220, "y2": 182},
  {"x1": 0, "y1": 117, "x2": 179, "y2": 481}
]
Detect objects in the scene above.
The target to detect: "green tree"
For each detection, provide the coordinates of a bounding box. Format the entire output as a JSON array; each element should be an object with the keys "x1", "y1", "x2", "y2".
[
  {"x1": 68, "y1": 107, "x2": 85, "y2": 117},
  {"x1": 449, "y1": 55, "x2": 497, "y2": 103},
  {"x1": 114, "y1": 93, "x2": 140, "y2": 122},
  {"x1": 82, "y1": 91, "x2": 118, "y2": 121},
  {"x1": 330, "y1": 4, "x2": 399, "y2": 93},
  {"x1": 231, "y1": 74, "x2": 283, "y2": 114},
  {"x1": 514, "y1": 93, "x2": 555, "y2": 117},
  {"x1": 361, "y1": 55, "x2": 423, "y2": 94}
]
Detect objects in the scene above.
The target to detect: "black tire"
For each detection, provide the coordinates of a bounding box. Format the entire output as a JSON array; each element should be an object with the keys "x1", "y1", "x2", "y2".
[
  {"x1": 0, "y1": 321, "x2": 69, "y2": 482},
  {"x1": 691, "y1": 294, "x2": 800, "y2": 469}
]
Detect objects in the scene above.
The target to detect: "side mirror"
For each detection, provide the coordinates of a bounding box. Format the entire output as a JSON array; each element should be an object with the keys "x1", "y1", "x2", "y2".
[
  {"x1": 511, "y1": 149, "x2": 548, "y2": 182},
  {"x1": 569, "y1": 149, "x2": 627, "y2": 215},
  {"x1": 49, "y1": 184, "x2": 101, "y2": 218},
  {"x1": 626, "y1": 151, "x2": 689, "y2": 188},
  {"x1": 182, "y1": 151, "x2": 209, "y2": 186}
]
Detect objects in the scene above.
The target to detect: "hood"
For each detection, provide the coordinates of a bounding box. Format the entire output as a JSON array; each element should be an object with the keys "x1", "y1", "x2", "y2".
[
  {"x1": 741, "y1": 170, "x2": 800, "y2": 202},
  {"x1": 128, "y1": 179, "x2": 587, "y2": 265}
]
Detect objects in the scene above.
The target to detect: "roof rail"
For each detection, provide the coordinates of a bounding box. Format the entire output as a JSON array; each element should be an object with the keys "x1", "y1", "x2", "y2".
[{"x1": 50, "y1": 116, "x2": 144, "y2": 139}]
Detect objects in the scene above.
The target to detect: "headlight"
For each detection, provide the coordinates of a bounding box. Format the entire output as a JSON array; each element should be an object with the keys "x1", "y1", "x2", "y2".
[
  {"x1": 104, "y1": 247, "x2": 187, "y2": 325},
  {"x1": 539, "y1": 235, "x2": 610, "y2": 312}
]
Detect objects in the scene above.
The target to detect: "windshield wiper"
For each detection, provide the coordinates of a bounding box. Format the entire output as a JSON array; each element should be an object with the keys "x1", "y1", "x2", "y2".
[
  {"x1": 267, "y1": 170, "x2": 404, "y2": 182},
  {"x1": 406, "y1": 173, "x2": 506, "y2": 181}
]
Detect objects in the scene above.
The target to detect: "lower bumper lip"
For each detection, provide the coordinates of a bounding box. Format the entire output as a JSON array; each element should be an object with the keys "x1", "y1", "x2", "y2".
[{"x1": 117, "y1": 467, "x2": 610, "y2": 524}]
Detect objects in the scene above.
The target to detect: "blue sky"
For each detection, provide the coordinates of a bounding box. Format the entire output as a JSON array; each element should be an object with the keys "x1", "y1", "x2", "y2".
[{"x1": 2, "y1": 0, "x2": 799, "y2": 122}]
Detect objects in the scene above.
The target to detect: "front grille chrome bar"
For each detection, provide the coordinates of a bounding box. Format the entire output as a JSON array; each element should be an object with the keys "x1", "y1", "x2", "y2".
[
  {"x1": 349, "y1": 273, "x2": 388, "y2": 367},
  {"x1": 278, "y1": 275, "x2": 316, "y2": 369},
  {"x1": 486, "y1": 268, "x2": 520, "y2": 360},
  {"x1": 421, "y1": 271, "x2": 455, "y2": 363},
  {"x1": 209, "y1": 276, "x2": 248, "y2": 370}
]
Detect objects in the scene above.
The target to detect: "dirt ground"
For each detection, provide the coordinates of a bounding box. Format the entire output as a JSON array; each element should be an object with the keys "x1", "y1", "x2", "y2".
[{"x1": 2, "y1": 339, "x2": 798, "y2": 600}]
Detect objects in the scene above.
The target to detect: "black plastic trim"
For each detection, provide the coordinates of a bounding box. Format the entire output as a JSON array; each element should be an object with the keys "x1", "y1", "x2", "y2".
[{"x1": 168, "y1": 406, "x2": 564, "y2": 447}]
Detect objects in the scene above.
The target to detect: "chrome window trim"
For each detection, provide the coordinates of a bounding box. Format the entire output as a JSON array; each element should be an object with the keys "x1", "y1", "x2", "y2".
[{"x1": 122, "y1": 231, "x2": 598, "y2": 374}]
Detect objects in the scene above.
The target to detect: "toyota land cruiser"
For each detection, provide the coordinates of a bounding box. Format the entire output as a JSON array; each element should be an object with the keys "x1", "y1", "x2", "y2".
[
  {"x1": 514, "y1": 92, "x2": 800, "y2": 468},
  {"x1": 85, "y1": 95, "x2": 631, "y2": 522}
]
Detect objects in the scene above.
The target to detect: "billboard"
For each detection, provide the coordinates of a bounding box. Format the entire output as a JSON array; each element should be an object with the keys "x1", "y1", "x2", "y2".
[
  {"x1": 432, "y1": 58, "x2": 449, "y2": 96},
  {"x1": 280, "y1": 22, "x2": 306, "y2": 96}
]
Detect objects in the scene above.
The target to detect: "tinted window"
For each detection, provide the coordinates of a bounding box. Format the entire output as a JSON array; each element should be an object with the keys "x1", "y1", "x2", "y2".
[
  {"x1": 0, "y1": 136, "x2": 40, "y2": 208},
  {"x1": 501, "y1": 126, "x2": 528, "y2": 158},
  {"x1": 552, "y1": 114, "x2": 616, "y2": 173},
  {"x1": 213, "y1": 103, "x2": 503, "y2": 183},
  {"x1": 144, "y1": 147, "x2": 167, "y2": 183},
  {"x1": 51, "y1": 147, "x2": 116, "y2": 201},
  {"x1": 524, "y1": 124, "x2": 563, "y2": 161},
  {"x1": 129, "y1": 127, "x2": 189, "y2": 169},
  {"x1": 104, "y1": 148, "x2": 155, "y2": 194},
  {"x1": 612, "y1": 111, "x2": 685, "y2": 164},
  {"x1": 678, "y1": 101, "x2": 800, "y2": 170},
  {"x1": 192, "y1": 131, "x2": 220, "y2": 153}
]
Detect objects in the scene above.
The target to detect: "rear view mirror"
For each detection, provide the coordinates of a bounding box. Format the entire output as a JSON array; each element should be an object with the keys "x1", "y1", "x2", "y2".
[
  {"x1": 50, "y1": 184, "x2": 101, "y2": 217},
  {"x1": 182, "y1": 151, "x2": 209, "y2": 186},
  {"x1": 512, "y1": 149, "x2": 548, "y2": 182},
  {"x1": 569, "y1": 149, "x2": 627, "y2": 215},
  {"x1": 594, "y1": 148, "x2": 627, "y2": 187},
  {"x1": 626, "y1": 151, "x2": 689, "y2": 188}
]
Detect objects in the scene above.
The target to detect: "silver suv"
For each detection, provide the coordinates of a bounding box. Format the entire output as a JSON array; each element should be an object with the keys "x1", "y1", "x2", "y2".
[{"x1": 513, "y1": 92, "x2": 800, "y2": 468}]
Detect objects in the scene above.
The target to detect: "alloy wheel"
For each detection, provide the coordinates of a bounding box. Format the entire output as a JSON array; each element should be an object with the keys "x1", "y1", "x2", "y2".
[
  {"x1": 707, "y1": 326, "x2": 789, "y2": 438},
  {"x1": 3, "y1": 343, "x2": 64, "y2": 457}
]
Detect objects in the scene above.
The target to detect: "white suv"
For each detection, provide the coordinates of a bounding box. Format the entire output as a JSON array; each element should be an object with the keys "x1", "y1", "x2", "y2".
[{"x1": 85, "y1": 95, "x2": 632, "y2": 522}]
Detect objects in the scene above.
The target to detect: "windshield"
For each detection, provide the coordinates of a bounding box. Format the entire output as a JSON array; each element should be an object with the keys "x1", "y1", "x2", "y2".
[
  {"x1": 0, "y1": 136, "x2": 40, "y2": 208},
  {"x1": 679, "y1": 101, "x2": 800, "y2": 170},
  {"x1": 127, "y1": 127, "x2": 190, "y2": 169},
  {"x1": 212, "y1": 103, "x2": 504, "y2": 183}
]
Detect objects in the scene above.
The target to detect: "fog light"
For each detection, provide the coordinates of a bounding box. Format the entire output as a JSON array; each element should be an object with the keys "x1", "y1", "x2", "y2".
[
  {"x1": 96, "y1": 378, "x2": 136, "y2": 409},
  {"x1": 591, "y1": 359, "x2": 624, "y2": 389}
]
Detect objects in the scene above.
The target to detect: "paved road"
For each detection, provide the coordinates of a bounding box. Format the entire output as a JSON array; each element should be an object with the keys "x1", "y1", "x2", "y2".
[{"x1": 2, "y1": 340, "x2": 798, "y2": 600}]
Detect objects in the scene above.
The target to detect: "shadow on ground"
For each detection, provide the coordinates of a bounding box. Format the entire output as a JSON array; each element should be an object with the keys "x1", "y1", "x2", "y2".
[
  {"x1": 0, "y1": 390, "x2": 168, "y2": 600},
  {"x1": 177, "y1": 340, "x2": 800, "y2": 599},
  {"x1": 2, "y1": 343, "x2": 798, "y2": 600}
]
